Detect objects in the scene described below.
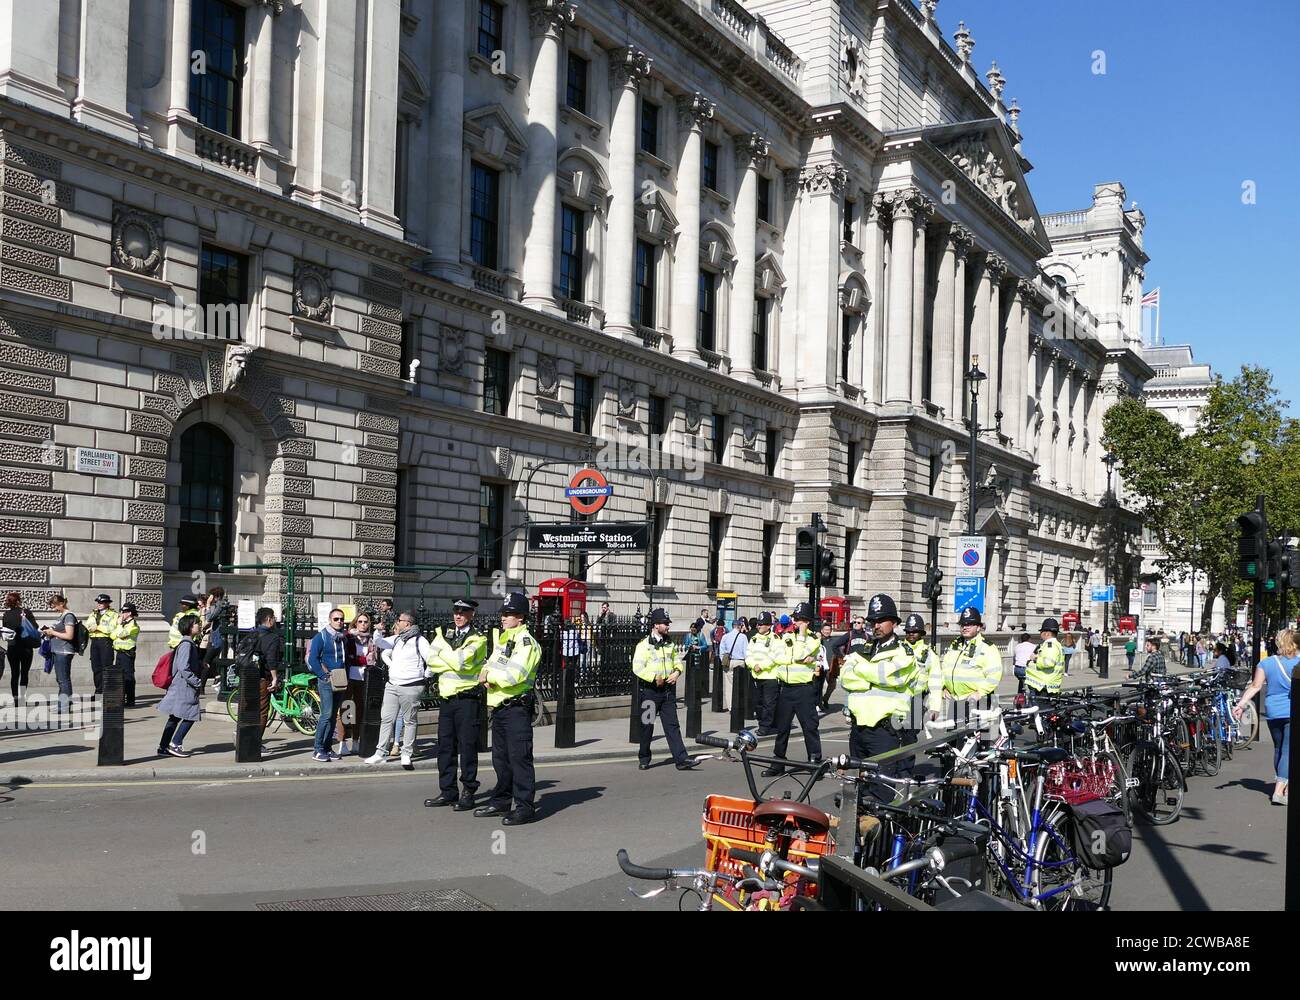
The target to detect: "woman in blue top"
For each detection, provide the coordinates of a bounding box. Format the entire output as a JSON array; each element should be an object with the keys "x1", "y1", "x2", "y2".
[{"x1": 1235, "y1": 628, "x2": 1296, "y2": 805}]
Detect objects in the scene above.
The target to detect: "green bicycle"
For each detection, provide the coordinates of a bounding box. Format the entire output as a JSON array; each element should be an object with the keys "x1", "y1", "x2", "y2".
[{"x1": 224, "y1": 671, "x2": 322, "y2": 736}]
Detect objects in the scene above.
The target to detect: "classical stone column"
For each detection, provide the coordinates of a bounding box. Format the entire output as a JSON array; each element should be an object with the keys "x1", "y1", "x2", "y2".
[
  {"x1": 73, "y1": 0, "x2": 137, "y2": 140},
  {"x1": 1040, "y1": 348, "x2": 1056, "y2": 482},
  {"x1": 248, "y1": 1, "x2": 280, "y2": 150},
  {"x1": 884, "y1": 188, "x2": 918, "y2": 404},
  {"x1": 969, "y1": 253, "x2": 992, "y2": 391},
  {"x1": 426, "y1": 0, "x2": 469, "y2": 284},
  {"x1": 932, "y1": 226, "x2": 957, "y2": 416},
  {"x1": 949, "y1": 227, "x2": 972, "y2": 420},
  {"x1": 603, "y1": 46, "x2": 652, "y2": 338},
  {"x1": 1011, "y1": 279, "x2": 1033, "y2": 450},
  {"x1": 670, "y1": 92, "x2": 715, "y2": 361},
  {"x1": 360, "y1": 0, "x2": 401, "y2": 231},
  {"x1": 165, "y1": 0, "x2": 193, "y2": 146},
  {"x1": 0, "y1": 0, "x2": 64, "y2": 115},
  {"x1": 985, "y1": 255, "x2": 1007, "y2": 429},
  {"x1": 910, "y1": 198, "x2": 933, "y2": 404},
  {"x1": 1072, "y1": 370, "x2": 1087, "y2": 496},
  {"x1": 520, "y1": 0, "x2": 577, "y2": 313},
  {"x1": 728, "y1": 132, "x2": 769, "y2": 380},
  {"x1": 1055, "y1": 360, "x2": 1072, "y2": 489},
  {"x1": 862, "y1": 194, "x2": 889, "y2": 403}
]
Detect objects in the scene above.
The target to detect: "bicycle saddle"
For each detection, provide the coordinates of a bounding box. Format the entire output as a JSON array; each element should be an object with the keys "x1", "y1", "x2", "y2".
[
  {"x1": 1030, "y1": 746, "x2": 1070, "y2": 764},
  {"x1": 752, "y1": 799, "x2": 832, "y2": 834}
]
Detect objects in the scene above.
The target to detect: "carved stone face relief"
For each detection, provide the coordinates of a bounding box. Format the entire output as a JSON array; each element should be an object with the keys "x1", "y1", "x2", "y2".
[
  {"x1": 440, "y1": 325, "x2": 465, "y2": 374},
  {"x1": 537, "y1": 354, "x2": 559, "y2": 398},
  {"x1": 293, "y1": 262, "x2": 333, "y2": 322},
  {"x1": 617, "y1": 378, "x2": 637, "y2": 417},
  {"x1": 684, "y1": 399, "x2": 702, "y2": 433},
  {"x1": 111, "y1": 207, "x2": 163, "y2": 275},
  {"x1": 741, "y1": 415, "x2": 758, "y2": 448}
]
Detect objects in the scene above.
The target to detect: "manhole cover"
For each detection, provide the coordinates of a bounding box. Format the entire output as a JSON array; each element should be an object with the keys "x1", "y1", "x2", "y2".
[{"x1": 256, "y1": 889, "x2": 492, "y2": 912}]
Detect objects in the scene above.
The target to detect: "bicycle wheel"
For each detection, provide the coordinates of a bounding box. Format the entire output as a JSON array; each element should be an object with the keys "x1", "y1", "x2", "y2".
[
  {"x1": 1104, "y1": 751, "x2": 1132, "y2": 826},
  {"x1": 1200, "y1": 719, "x2": 1222, "y2": 776},
  {"x1": 1032, "y1": 814, "x2": 1112, "y2": 911},
  {"x1": 287, "y1": 687, "x2": 322, "y2": 735},
  {"x1": 1171, "y1": 717, "x2": 1192, "y2": 773},
  {"x1": 225, "y1": 687, "x2": 239, "y2": 723},
  {"x1": 1233, "y1": 701, "x2": 1258, "y2": 750},
  {"x1": 1126, "y1": 745, "x2": 1184, "y2": 825}
]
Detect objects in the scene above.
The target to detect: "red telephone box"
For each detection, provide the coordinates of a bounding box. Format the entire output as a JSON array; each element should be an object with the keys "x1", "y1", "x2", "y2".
[
  {"x1": 534, "y1": 578, "x2": 588, "y2": 623},
  {"x1": 1062, "y1": 610, "x2": 1080, "y2": 631},
  {"x1": 1117, "y1": 615, "x2": 1138, "y2": 634},
  {"x1": 819, "y1": 597, "x2": 849, "y2": 629}
]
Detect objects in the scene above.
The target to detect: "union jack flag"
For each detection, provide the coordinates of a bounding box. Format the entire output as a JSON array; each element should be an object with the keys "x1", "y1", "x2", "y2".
[{"x1": 1140, "y1": 288, "x2": 1160, "y2": 307}]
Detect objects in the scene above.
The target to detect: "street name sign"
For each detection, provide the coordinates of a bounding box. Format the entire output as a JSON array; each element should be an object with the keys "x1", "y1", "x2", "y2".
[{"x1": 527, "y1": 522, "x2": 649, "y2": 552}]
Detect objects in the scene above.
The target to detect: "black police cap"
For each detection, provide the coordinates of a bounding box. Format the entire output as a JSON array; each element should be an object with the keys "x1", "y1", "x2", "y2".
[{"x1": 452, "y1": 599, "x2": 479, "y2": 613}]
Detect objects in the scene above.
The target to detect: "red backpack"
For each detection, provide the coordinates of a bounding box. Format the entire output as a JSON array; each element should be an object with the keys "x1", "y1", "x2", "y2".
[{"x1": 152, "y1": 648, "x2": 176, "y2": 690}]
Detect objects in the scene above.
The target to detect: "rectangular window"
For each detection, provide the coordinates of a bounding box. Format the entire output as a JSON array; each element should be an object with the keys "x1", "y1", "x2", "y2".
[
  {"x1": 560, "y1": 204, "x2": 585, "y2": 300},
  {"x1": 840, "y1": 312, "x2": 852, "y2": 381},
  {"x1": 398, "y1": 321, "x2": 417, "y2": 383},
  {"x1": 573, "y1": 373, "x2": 595, "y2": 434},
  {"x1": 708, "y1": 515, "x2": 725, "y2": 590},
  {"x1": 645, "y1": 504, "x2": 667, "y2": 586},
  {"x1": 845, "y1": 530, "x2": 859, "y2": 597},
  {"x1": 698, "y1": 271, "x2": 716, "y2": 352},
  {"x1": 477, "y1": 1, "x2": 503, "y2": 58},
  {"x1": 753, "y1": 297, "x2": 768, "y2": 372},
  {"x1": 847, "y1": 439, "x2": 860, "y2": 486},
  {"x1": 711, "y1": 412, "x2": 727, "y2": 465},
  {"x1": 757, "y1": 175, "x2": 772, "y2": 225},
  {"x1": 198, "y1": 246, "x2": 249, "y2": 340},
  {"x1": 470, "y1": 163, "x2": 500, "y2": 269},
  {"x1": 566, "y1": 52, "x2": 589, "y2": 114},
  {"x1": 394, "y1": 119, "x2": 409, "y2": 226},
  {"x1": 843, "y1": 197, "x2": 857, "y2": 244},
  {"x1": 189, "y1": 0, "x2": 244, "y2": 137},
  {"x1": 640, "y1": 98, "x2": 659, "y2": 156},
  {"x1": 635, "y1": 240, "x2": 656, "y2": 327},
  {"x1": 649, "y1": 393, "x2": 667, "y2": 463},
  {"x1": 395, "y1": 467, "x2": 410, "y2": 563},
  {"x1": 929, "y1": 453, "x2": 942, "y2": 495},
  {"x1": 483, "y1": 348, "x2": 511, "y2": 416},
  {"x1": 765, "y1": 427, "x2": 779, "y2": 476},
  {"x1": 478, "y1": 482, "x2": 505, "y2": 576},
  {"x1": 702, "y1": 141, "x2": 719, "y2": 191},
  {"x1": 762, "y1": 523, "x2": 777, "y2": 593}
]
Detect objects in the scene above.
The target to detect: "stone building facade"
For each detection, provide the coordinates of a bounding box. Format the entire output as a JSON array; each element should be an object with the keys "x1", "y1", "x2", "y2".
[{"x1": 0, "y1": 0, "x2": 1151, "y2": 652}]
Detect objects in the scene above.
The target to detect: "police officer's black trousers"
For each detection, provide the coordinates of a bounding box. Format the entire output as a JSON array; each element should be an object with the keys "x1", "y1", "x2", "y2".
[
  {"x1": 850, "y1": 721, "x2": 916, "y2": 801},
  {"x1": 771, "y1": 682, "x2": 821, "y2": 769},
  {"x1": 89, "y1": 638, "x2": 113, "y2": 695},
  {"x1": 437, "y1": 695, "x2": 480, "y2": 797},
  {"x1": 637, "y1": 683, "x2": 688, "y2": 765},
  {"x1": 114, "y1": 649, "x2": 136, "y2": 707},
  {"x1": 487, "y1": 701, "x2": 534, "y2": 813},
  {"x1": 755, "y1": 678, "x2": 779, "y2": 733}
]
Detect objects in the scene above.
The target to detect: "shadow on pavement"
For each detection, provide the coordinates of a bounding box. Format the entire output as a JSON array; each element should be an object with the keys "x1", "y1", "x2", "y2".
[
  {"x1": 1135, "y1": 819, "x2": 1211, "y2": 910},
  {"x1": 536, "y1": 781, "x2": 605, "y2": 819},
  {"x1": 1159, "y1": 842, "x2": 1274, "y2": 865},
  {"x1": 0, "y1": 777, "x2": 32, "y2": 804},
  {"x1": 0, "y1": 744, "x2": 89, "y2": 764},
  {"x1": 1214, "y1": 776, "x2": 1273, "y2": 796}
]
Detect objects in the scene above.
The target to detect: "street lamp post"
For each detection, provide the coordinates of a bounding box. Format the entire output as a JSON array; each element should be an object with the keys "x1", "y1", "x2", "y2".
[
  {"x1": 964, "y1": 357, "x2": 987, "y2": 536},
  {"x1": 1100, "y1": 451, "x2": 1118, "y2": 678}
]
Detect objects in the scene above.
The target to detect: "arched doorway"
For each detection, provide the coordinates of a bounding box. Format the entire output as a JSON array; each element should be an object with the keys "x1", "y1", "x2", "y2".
[{"x1": 179, "y1": 422, "x2": 235, "y2": 572}]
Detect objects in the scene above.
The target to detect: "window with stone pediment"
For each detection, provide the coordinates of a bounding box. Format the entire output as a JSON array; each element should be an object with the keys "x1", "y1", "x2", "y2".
[
  {"x1": 462, "y1": 107, "x2": 526, "y2": 275},
  {"x1": 557, "y1": 149, "x2": 609, "y2": 308},
  {"x1": 633, "y1": 193, "x2": 677, "y2": 336}
]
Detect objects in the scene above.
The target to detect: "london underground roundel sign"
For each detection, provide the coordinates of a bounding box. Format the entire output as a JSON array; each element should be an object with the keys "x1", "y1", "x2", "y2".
[{"x1": 566, "y1": 468, "x2": 612, "y2": 516}]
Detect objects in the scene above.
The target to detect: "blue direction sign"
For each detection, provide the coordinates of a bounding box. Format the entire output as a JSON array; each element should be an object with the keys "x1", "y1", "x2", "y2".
[
  {"x1": 954, "y1": 577, "x2": 986, "y2": 614},
  {"x1": 1091, "y1": 585, "x2": 1116, "y2": 602}
]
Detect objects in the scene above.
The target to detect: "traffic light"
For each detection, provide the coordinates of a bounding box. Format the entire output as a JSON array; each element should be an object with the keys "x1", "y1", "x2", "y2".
[
  {"x1": 1237, "y1": 510, "x2": 1269, "y2": 581},
  {"x1": 922, "y1": 537, "x2": 943, "y2": 600},
  {"x1": 1265, "y1": 537, "x2": 1284, "y2": 592},
  {"x1": 818, "y1": 546, "x2": 837, "y2": 587},
  {"x1": 1287, "y1": 550, "x2": 1300, "y2": 590},
  {"x1": 795, "y1": 526, "x2": 816, "y2": 570}
]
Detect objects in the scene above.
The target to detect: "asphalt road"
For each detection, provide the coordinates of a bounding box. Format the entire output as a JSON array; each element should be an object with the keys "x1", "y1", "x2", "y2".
[{"x1": 0, "y1": 733, "x2": 1283, "y2": 910}]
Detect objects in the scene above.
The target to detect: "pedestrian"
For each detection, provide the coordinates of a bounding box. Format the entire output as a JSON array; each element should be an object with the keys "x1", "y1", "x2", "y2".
[
  {"x1": 156, "y1": 614, "x2": 203, "y2": 757},
  {"x1": 717, "y1": 616, "x2": 748, "y2": 711},
  {"x1": 237, "y1": 607, "x2": 283, "y2": 744},
  {"x1": 746, "y1": 612, "x2": 782, "y2": 735},
  {"x1": 85, "y1": 594, "x2": 117, "y2": 696},
  {"x1": 1211, "y1": 641, "x2": 1233, "y2": 681},
  {"x1": 775, "y1": 613, "x2": 793, "y2": 637},
  {"x1": 336, "y1": 611, "x2": 375, "y2": 755},
  {"x1": 1235, "y1": 628, "x2": 1296, "y2": 805},
  {"x1": 930, "y1": 607, "x2": 1003, "y2": 723},
  {"x1": 632, "y1": 608, "x2": 698, "y2": 772},
  {"x1": 1124, "y1": 634, "x2": 1137, "y2": 671},
  {"x1": 1195, "y1": 634, "x2": 1206, "y2": 668},
  {"x1": 40, "y1": 594, "x2": 78, "y2": 716},
  {"x1": 366, "y1": 610, "x2": 432, "y2": 770},
  {"x1": 840, "y1": 594, "x2": 919, "y2": 797},
  {"x1": 1, "y1": 592, "x2": 38, "y2": 702},
  {"x1": 682, "y1": 619, "x2": 709, "y2": 670},
  {"x1": 1132, "y1": 634, "x2": 1166, "y2": 683},
  {"x1": 814, "y1": 619, "x2": 835, "y2": 712},
  {"x1": 424, "y1": 598, "x2": 488, "y2": 810},
  {"x1": 901, "y1": 613, "x2": 936, "y2": 723},
  {"x1": 1013, "y1": 632, "x2": 1036, "y2": 674},
  {"x1": 112, "y1": 602, "x2": 141, "y2": 707},
  {"x1": 475, "y1": 592, "x2": 542, "y2": 825},
  {"x1": 763, "y1": 602, "x2": 822, "y2": 777},
  {"x1": 377, "y1": 598, "x2": 397, "y2": 634},
  {"x1": 307, "y1": 607, "x2": 352, "y2": 762},
  {"x1": 198, "y1": 586, "x2": 228, "y2": 684},
  {"x1": 1018, "y1": 618, "x2": 1066, "y2": 704},
  {"x1": 168, "y1": 597, "x2": 198, "y2": 649},
  {"x1": 561, "y1": 616, "x2": 581, "y2": 677}
]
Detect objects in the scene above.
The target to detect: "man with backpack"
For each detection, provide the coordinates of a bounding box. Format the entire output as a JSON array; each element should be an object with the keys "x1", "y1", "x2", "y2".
[
  {"x1": 40, "y1": 594, "x2": 79, "y2": 716},
  {"x1": 236, "y1": 608, "x2": 283, "y2": 740}
]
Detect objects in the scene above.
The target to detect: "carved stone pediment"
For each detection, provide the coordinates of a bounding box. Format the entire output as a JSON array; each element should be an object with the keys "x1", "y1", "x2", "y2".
[{"x1": 940, "y1": 135, "x2": 1021, "y2": 219}]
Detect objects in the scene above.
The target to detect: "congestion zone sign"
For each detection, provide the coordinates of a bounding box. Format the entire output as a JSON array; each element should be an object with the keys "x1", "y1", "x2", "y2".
[{"x1": 566, "y1": 468, "x2": 613, "y2": 515}]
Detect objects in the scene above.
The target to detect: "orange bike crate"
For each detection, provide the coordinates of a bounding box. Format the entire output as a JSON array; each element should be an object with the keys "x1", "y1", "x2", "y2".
[{"x1": 701, "y1": 794, "x2": 835, "y2": 878}]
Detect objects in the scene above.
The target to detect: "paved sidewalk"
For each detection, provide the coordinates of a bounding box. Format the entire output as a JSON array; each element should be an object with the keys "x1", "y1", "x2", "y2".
[{"x1": 0, "y1": 651, "x2": 1185, "y2": 783}]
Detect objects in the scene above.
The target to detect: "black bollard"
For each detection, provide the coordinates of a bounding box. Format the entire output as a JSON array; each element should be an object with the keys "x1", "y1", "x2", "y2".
[
  {"x1": 356, "y1": 664, "x2": 385, "y2": 759},
  {"x1": 1097, "y1": 644, "x2": 1110, "y2": 680},
  {"x1": 97, "y1": 659, "x2": 124, "y2": 766},
  {"x1": 711, "y1": 650, "x2": 724, "y2": 713},
  {"x1": 730, "y1": 664, "x2": 748, "y2": 732},
  {"x1": 234, "y1": 659, "x2": 262, "y2": 762},
  {"x1": 685, "y1": 648, "x2": 702, "y2": 738},
  {"x1": 555, "y1": 657, "x2": 576, "y2": 748}
]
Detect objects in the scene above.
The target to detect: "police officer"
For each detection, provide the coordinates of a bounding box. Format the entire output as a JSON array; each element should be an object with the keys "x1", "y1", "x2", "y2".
[
  {"x1": 902, "y1": 612, "x2": 937, "y2": 714},
  {"x1": 475, "y1": 593, "x2": 541, "y2": 825},
  {"x1": 86, "y1": 594, "x2": 118, "y2": 696},
  {"x1": 929, "y1": 607, "x2": 1003, "y2": 722},
  {"x1": 762, "y1": 602, "x2": 822, "y2": 776},
  {"x1": 1019, "y1": 617, "x2": 1066, "y2": 704},
  {"x1": 168, "y1": 597, "x2": 198, "y2": 649},
  {"x1": 425, "y1": 598, "x2": 489, "y2": 810},
  {"x1": 839, "y1": 594, "x2": 919, "y2": 791},
  {"x1": 632, "y1": 609, "x2": 699, "y2": 771},
  {"x1": 112, "y1": 603, "x2": 141, "y2": 707},
  {"x1": 745, "y1": 612, "x2": 783, "y2": 735}
]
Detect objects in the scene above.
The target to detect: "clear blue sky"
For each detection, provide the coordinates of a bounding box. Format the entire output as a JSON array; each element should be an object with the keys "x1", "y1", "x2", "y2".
[{"x1": 955, "y1": 0, "x2": 1300, "y2": 413}]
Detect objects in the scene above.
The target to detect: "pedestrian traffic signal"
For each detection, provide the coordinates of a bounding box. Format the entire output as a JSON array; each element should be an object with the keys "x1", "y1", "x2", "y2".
[
  {"x1": 1265, "y1": 537, "x2": 1284, "y2": 592},
  {"x1": 1237, "y1": 510, "x2": 1268, "y2": 581},
  {"x1": 1287, "y1": 550, "x2": 1300, "y2": 590},
  {"x1": 818, "y1": 546, "x2": 837, "y2": 587},
  {"x1": 923, "y1": 565, "x2": 944, "y2": 601},
  {"x1": 796, "y1": 526, "x2": 816, "y2": 571}
]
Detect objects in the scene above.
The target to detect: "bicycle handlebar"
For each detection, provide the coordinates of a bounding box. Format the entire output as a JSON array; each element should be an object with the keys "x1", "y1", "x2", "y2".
[
  {"x1": 730, "y1": 847, "x2": 819, "y2": 882},
  {"x1": 617, "y1": 849, "x2": 683, "y2": 882},
  {"x1": 694, "y1": 731, "x2": 759, "y2": 753}
]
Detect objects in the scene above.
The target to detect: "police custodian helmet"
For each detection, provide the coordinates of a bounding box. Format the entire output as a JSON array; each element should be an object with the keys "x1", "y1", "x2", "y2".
[
  {"x1": 501, "y1": 592, "x2": 529, "y2": 616},
  {"x1": 1040, "y1": 617, "x2": 1060, "y2": 634},
  {"x1": 904, "y1": 613, "x2": 926, "y2": 633},
  {"x1": 958, "y1": 607, "x2": 983, "y2": 627},
  {"x1": 649, "y1": 608, "x2": 671, "y2": 625},
  {"x1": 792, "y1": 602, "x2": 814, "y2": 621},
  {"x1": 866, "y1": 594, "x2": 900, "y2": 623}
]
